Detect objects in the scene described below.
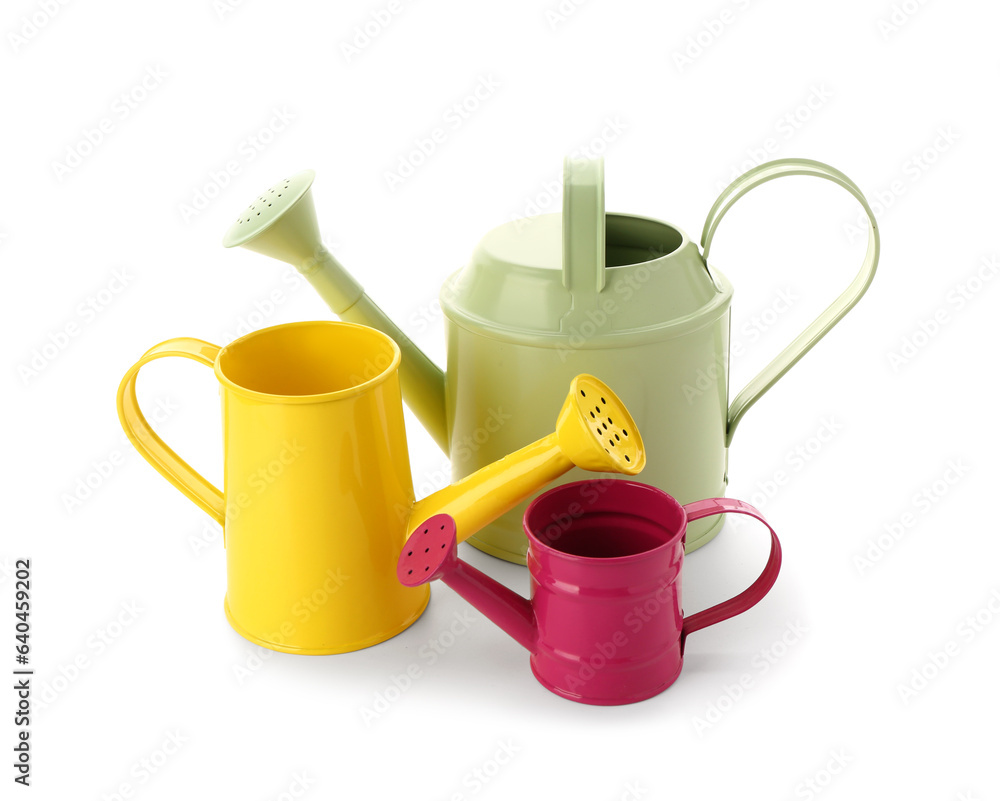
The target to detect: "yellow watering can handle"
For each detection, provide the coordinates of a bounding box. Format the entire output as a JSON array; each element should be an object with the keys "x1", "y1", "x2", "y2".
[
  {"x1": 116, "y1": 338, "x2": 226, "y2": 526},
  {"x1": 701, "y1": 158, "x2": 880, "y2": 447}
]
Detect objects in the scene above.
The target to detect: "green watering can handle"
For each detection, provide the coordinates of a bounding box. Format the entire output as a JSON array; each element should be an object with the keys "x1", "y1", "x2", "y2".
[
  {"x1": 701, "y1": 158, "x2": 880, "y2": 447},
  {"x1": 562, "y1": 156, "x2": 607, "y2": 295}
]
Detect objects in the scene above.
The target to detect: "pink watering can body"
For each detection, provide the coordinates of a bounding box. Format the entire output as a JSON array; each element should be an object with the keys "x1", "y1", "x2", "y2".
[{"x1": 399, "y1": 480, "x2": 781, "y2": 705}]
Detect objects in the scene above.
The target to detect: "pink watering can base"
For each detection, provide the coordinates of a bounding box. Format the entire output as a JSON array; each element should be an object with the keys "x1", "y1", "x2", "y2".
[{"x1": 399, "y1": 480, "x2": 781, "y2": 705}]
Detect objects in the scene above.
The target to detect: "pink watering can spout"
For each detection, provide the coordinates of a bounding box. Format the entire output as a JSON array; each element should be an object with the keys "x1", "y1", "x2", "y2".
[{"x1": 398, "y1": 514, "x2": 537, "y2": 652}]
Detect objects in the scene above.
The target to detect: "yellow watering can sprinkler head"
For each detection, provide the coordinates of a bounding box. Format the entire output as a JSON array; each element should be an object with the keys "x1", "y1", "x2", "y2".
[
  {"x1": 555, "y1": 374, "x2": 644, "y2": 475},
  {"x1": 404, "y1": 373, "x2": 644, "y2": 546}
]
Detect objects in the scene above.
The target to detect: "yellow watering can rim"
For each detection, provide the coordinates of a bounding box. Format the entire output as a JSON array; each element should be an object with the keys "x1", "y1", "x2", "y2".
[{"x1": 213, "y1": 320, "x2": 402, "y2": 404}]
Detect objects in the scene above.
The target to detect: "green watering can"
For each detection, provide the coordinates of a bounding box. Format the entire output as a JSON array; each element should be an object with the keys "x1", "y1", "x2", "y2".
[{"x1": 223, "y1": 157, "x2": 879, "y2": 564}]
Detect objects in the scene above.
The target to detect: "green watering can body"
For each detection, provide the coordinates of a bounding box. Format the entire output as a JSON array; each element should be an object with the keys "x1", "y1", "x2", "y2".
[
  {"x1": 223, "y1": 158, "x2": 880, "y2": 565},
  {"x1": 436, "y1": 158, "x2": 878, "y2": 563}
]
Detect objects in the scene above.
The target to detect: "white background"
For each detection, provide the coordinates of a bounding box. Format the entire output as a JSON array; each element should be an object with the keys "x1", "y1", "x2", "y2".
[{"x1": 3, "y1": 0, "x2": 998, "y2": 798}]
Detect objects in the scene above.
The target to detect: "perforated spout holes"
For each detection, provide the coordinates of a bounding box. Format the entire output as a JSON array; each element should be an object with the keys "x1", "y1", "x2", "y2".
[
  {"x1": 576, "y1": 379, "x2": 637, "y2": 469},
  {"x1": 397, "y1": 515, "x2": 456, "y2": 587},
  {"x1": 235, "y1": 177, "x2": 291, "y2": 225},
  {"x1": 222, "y1": 169, "x2": 318, "y2": 251}
]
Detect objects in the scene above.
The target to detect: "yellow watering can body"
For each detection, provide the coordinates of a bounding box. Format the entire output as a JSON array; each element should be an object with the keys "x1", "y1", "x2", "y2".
[
  {"x1": 117, "y1": 321, "x2": 644, "y2": 654},
  {"x1": 118, "y1": 322, "x2": 427, "y2": 653},
  {"x1": 219, "y1": 342, "x2": 423, "y2": 653}
]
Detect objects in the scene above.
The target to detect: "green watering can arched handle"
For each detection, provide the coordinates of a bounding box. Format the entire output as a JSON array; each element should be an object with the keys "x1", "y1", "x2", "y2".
[
  {"x1": 562, "y1": 155, "x2": 607, "y2": 295},
  {"x1": 701, "y1": 158, "x2": 880, "y2": 447}
]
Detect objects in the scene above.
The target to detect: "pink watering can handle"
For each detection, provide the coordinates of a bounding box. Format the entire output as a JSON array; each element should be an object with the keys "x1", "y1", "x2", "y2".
[{"x1": 680, "y1": 498, "x2": 781, "y2": 643}]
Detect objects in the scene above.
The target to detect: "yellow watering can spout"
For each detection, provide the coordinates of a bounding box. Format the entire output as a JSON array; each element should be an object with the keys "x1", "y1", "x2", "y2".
[
  {"x1": 406, "y1": 374, "x2": 645, "y2": 545},
  {"x1": 222, "y1": 169, "x2": 449, "y2": 451}
]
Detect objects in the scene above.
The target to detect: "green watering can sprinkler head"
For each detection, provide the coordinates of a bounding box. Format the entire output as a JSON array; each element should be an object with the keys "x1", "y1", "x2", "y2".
[{"x1": 222, "y1": 170, "x2": 321, "y2": 264}]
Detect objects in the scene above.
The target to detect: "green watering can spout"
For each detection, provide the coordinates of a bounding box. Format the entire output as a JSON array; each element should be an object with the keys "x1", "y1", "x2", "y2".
[{"x1": 222, "y1": 170, "x2": 449, "y2": 452}]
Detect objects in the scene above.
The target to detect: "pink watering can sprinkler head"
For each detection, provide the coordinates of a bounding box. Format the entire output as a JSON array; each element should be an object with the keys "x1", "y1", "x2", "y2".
[
  {"x1": 398, "y1": 481, "x2": 782, "y2": 705},
  {"x1": 398, "y1": 514, "x2": 463, "y2": 588}
]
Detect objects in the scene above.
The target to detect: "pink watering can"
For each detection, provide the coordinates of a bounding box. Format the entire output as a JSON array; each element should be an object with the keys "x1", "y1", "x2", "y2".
[{"x1": 398, "y1": 479, "x2": 781, "y2": 705}]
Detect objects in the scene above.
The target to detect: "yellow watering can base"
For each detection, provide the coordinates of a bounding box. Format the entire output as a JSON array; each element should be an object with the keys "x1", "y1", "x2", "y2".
[{"x1": 223, "y1": 591, "x2": 429, "y2": 655}]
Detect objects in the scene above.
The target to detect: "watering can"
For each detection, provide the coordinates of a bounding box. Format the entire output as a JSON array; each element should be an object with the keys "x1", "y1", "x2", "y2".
[
  {"x1": 399, "y1": 480, "x2": 781, "y2": 705},
  {"x1": 223, "y1": 157, "x2": 879, "y2": 564},
  {"x1": 116, "y1": 321, "x2": 644, "y2": 654}
]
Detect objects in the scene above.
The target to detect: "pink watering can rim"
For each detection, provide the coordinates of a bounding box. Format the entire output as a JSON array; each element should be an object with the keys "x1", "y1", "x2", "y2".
[{"x1": 523, "y1": 478, "x2": 689, "y2": 565}]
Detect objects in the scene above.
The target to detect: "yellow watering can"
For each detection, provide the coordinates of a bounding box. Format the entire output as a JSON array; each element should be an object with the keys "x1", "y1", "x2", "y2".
[{"x1": 117, "y1": 320, "x2": 644, "y2": 654}]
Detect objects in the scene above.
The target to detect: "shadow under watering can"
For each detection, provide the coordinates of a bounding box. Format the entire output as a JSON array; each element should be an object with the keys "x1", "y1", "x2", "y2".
[
  {"x1": 223, "y1": 157, "x2": 879, "y2": 564},
  {"x1": 117, "y1": 321, "x2": 644, "y2": 654}
]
